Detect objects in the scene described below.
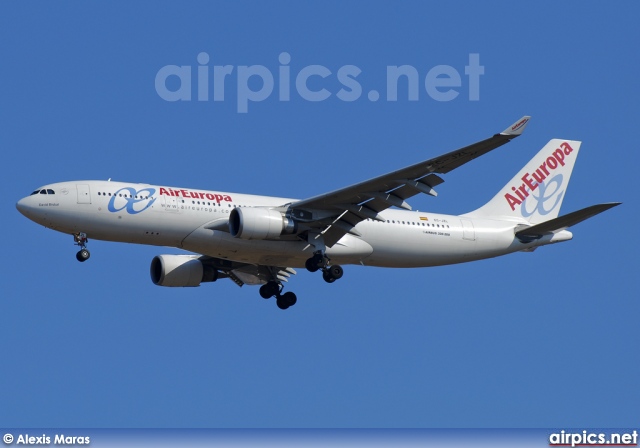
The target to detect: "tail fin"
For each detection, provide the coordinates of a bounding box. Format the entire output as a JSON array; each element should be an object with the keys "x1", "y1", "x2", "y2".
[{"x1": 465, "y1": 139, "x2": 581, "y2": 224}]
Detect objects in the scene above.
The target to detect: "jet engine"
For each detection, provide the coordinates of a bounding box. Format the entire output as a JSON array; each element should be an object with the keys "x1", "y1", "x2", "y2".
[
  {"x1": 229, "y1": 207, "x2": 297, "y2": 240},
  {"x1": 150, "y1": 255, "x2": 218, "y2": 287}
]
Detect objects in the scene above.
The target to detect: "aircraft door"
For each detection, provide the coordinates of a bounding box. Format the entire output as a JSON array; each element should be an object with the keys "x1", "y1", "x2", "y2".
[
  {"x1": 460, "y1": 219, "x2": 475, "y2": 241},
  {"x1": 161, "y1": 194, "x2": 180, "y2": 213},
  {"x1": 77, "y1": 184, "x2": 91, "y2": 204}
]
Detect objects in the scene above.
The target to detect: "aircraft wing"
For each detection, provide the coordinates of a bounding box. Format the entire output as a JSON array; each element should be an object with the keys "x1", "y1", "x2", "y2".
[
  {"x1": 200, "y1": 255, "x2": 296, "y2": 287},
  {"x1": 286, "y1": 116, "x2": 531, "y2": 246}
]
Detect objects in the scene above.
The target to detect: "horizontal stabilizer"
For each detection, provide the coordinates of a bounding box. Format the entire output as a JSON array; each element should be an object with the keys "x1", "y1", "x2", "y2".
[{"x1": 515, "y1": 202, "x2": 621, "y2": 239}]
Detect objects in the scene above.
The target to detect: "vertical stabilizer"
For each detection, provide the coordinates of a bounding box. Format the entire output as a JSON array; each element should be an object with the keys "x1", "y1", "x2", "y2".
[{"x1": 464, "y1": 139, "x2": 581, "y2": 224}]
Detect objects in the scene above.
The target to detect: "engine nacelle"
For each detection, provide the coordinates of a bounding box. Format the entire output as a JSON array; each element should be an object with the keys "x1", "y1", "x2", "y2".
[
  {"x1": 229, "y1": 207, "x2": 297, "y2": 240},
  {"x1": 150, "y1": 255, "x2": 218, "y2": 287}
]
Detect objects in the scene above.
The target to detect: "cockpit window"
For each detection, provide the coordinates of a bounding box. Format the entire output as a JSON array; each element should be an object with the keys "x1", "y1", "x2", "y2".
[{"x1": 30, "y1": 188, "x2": 55, "y2": 195}]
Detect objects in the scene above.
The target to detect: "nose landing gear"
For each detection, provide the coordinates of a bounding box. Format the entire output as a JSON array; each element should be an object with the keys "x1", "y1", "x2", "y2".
[{"x1": 73, "y1": 232, "x2": 90, "y2": 262}]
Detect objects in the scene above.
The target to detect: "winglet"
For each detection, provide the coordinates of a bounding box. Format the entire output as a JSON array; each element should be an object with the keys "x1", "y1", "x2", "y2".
[{"x1": 501, "y1": 116, "x2": 531, "y2": 136}]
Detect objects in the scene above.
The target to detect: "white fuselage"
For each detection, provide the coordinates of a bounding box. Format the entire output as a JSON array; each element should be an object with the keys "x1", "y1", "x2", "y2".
[{"x1": 16, "y1": 180, "x2": 572, "y2": 268}]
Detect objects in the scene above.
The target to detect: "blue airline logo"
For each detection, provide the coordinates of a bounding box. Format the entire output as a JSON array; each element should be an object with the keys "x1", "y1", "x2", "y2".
[
  {"x1": 108, "y1": 187, "x2": 157, "y2": 214},
  {"x1": 521, "y1": 174, "x2": 564, "y2": 217}
]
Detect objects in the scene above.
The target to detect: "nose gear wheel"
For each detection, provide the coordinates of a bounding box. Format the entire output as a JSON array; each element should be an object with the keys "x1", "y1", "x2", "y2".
[{"x1": 73, "y1": 232, "x2": 91, "y2": 262}]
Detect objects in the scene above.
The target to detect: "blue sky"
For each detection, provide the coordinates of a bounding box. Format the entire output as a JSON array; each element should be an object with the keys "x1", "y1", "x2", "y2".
[{"x1": 1, "y1": 2, "x2": 638, "y2": 429}]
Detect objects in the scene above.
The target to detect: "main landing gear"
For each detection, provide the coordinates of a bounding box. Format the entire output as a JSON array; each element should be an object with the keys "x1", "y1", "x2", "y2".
[
  {"x1": 74, "y1": 232, "x2": 90, "y2": 262},
  {"x1": 305, "y1": 251, "x2": 344, "y2": 283},
  {"x1": 259, "y1": 281, "x2": 298, "y2": 310}
]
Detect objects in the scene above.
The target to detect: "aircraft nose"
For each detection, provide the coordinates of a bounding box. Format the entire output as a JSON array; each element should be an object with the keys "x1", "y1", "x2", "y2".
[
  {"x1": 16, "y1": 196, "x2": 34, "y2": 218},
  {"x1": 16, "y1": 197, "x2": 27, "y2": 214}
]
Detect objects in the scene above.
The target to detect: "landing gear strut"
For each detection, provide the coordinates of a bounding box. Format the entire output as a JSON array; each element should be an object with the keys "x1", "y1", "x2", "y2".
[
  {"x1": 74, "y1": 232, "x2": 90, "y2": 262},
  {"x1": 259, "y1": 280, "x2": 297, "y2": 310}
]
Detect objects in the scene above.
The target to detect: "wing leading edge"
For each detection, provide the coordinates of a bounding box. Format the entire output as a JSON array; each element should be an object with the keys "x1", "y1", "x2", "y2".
[{"x1": 287, "y1": 116, "x2": 531, "y2": 246}]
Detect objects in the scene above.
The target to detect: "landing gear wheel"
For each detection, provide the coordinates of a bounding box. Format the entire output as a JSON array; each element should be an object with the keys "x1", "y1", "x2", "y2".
[
  {"x1": 305, "y1": 252, "x2": 325, "y2": 273},
  {"x1": 259, "y1": 285, "x2": 272, "y2": 299},
  {"x1": 322, "y1": 264, "x2": 343, "y2": 283},
  {"x1": 281, "y1": 291, "x2": 297, "y2": 307},
  {"x1": 322, "y1": 270, "x2": 336, "y2": 283},
  {"x1": 73, "y1": 233, "x2": 90, "y2": 262},
  {"x1": 259, "y1": 281, "x2": 280, "y2": 299},
  {"x1": 276, "y1": 291, "x2": 297, "y2": 310},
  {"x1": 305, "y1": 257, "x2": 320, "y2": 273},
  {"x1": 76, "y1": 248, "x2": 90, "y2": 262},
  {"x1": 328, "y1": 264, "x2": 343, "y2": 280}
]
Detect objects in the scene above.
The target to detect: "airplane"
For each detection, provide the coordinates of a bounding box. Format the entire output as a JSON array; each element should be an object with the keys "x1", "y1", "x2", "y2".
[{"x1": 16, "y1": 116, "x2": 620, "y2": 310}]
